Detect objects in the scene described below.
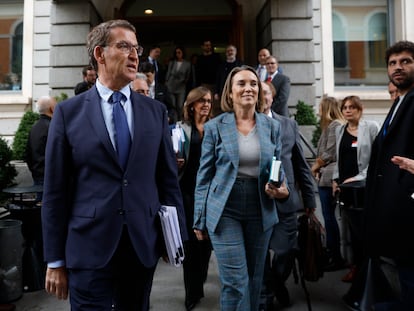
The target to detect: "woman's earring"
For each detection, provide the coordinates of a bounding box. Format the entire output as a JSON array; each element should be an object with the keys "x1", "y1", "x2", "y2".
[{"x1": 190, "y1": 107, "x2": 194, "y2": 111}]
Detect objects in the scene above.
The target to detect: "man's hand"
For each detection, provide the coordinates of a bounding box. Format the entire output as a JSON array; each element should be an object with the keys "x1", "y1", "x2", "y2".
[
  {"x1": 391, "y1": 156, "x2": 414, "y2": 174},
  {"x1": 45, "y1": 266, "x2": 68, "y2": 300}
]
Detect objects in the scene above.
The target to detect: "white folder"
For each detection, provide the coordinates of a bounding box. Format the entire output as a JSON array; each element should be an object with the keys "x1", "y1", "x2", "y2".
[{"x1": 158, "y1": 205, "x2": 185, "y2": 267}]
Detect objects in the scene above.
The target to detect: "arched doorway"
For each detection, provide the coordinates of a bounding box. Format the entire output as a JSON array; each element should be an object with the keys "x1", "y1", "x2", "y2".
[{"x1": 117, "y1": 0, "x2": 243, "y2": 64}]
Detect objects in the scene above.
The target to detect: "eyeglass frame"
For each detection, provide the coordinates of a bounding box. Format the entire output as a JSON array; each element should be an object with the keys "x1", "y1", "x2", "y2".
[
  {"x1": 195, "y1": 98, "x2": 212, "y2": 104},
  {"x1": 103, "y1": 40, "x2": 144, "y2": 56}
]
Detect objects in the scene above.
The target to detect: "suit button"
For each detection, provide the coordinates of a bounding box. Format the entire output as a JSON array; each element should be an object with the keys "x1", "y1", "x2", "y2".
[
  {"x1": 123, "y1": 179, "x2": 128, "y2": 186},
  {"x1": 117, "y1": 209, "x2": 125, "y2": 215}
]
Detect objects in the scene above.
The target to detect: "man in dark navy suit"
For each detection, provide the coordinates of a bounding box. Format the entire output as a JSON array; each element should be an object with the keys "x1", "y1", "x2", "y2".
[{"x1": 42, "y1": 19, "x2": 187, "y2": 311}]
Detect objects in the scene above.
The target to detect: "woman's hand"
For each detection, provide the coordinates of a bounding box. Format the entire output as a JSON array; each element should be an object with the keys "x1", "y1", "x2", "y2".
[
  {"x1": 265, "y1": 181, "x2": 289, "y2": 199},
  {"x1": 194, "y1": 229, "x2": 209, "y2": 241},
  {"x1": 332, "y1": 180, "x2": 340, "y2": 196}
]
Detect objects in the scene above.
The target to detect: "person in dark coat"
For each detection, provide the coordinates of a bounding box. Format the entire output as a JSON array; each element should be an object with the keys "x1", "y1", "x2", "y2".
[
  {"x1": 25, "y1": 95, "x2": 56, "y2": 201},
  {"x1": 364, "y1": 40, "x2": 414, "y2": 311}
]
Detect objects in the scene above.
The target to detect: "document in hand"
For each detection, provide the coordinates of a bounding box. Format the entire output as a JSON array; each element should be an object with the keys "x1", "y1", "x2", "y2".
[
  {"x1": 269, "y1": 156, "x2": 284, "y2": 187},
  {"x1": 158, "y1": 205, "x2": 185, "y2": 267}
]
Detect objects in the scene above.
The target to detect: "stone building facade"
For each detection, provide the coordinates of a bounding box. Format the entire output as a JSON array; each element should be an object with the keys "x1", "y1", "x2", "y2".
[{"x1": 0, "y1": 0, "x2": 413, "y2": 142}]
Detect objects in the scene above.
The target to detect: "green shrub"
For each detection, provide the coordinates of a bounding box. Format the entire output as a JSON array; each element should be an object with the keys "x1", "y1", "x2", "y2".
[
  {"x1": 12, "y1": 111, "x2": 39, "y2": 160},
  {"x1": 295, "y1": 100, "x2": 318, "y2": 125},
  {"x1": 0, "y1": 137, "x2": 17, "y2": 201},
  {"x1": 54, "y1": 92, "x2": 68, "y2": 103}
]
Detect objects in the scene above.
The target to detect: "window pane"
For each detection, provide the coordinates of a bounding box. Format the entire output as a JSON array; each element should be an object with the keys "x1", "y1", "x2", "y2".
[
  {"x1": 0, "y1": 2, "x2": 23, "y2": 91},
  {"x1": 332, "y1": 0, "x2": 388, "y2": 86}
]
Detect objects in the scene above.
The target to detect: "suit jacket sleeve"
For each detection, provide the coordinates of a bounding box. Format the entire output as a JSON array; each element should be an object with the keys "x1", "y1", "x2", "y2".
[
  {"x1": 291, "y1": 120, "x2": 317, "y2": 209},
  {"x1": 193, "y1": 121, "x2": 216, "y2": 231}
]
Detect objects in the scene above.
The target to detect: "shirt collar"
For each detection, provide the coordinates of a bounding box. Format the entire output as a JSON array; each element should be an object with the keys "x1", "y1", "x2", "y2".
[{"x1": 95, "y1": 79, "x2": 131, "y2": 102}]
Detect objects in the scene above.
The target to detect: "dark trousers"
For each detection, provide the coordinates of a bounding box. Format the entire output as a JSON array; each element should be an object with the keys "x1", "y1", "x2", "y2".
[
  {"x1": 374, "y1": 261, "x2": 414, "y2": 311},
  {"x1": 68, "y1": 227, "x2": 156, "y2": 311},
  {"x1": 319, "y1": 186, "x2": 341, "y2": 259},
  {"x1": 261, "y1": 212, "x2": 297, "y2": 306},
  {"x1": 181, "y1": 190, "x2": 213, "y2": 304},
  {"x1": 183, "y1": 239, "x2": 212, "y2": 303}
]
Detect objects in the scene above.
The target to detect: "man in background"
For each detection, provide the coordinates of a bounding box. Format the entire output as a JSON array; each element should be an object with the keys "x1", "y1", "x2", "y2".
[
  {"x1": 131, "y1": 72, "x2": 150, "y2": 96},
  {"x1": 25, "y1": 95, "x2": 56, "y2": 202},
  {"x1": 74, "y1": 65, "x2": 97, "y2": 95},
  {"x1": 140, "y1": 62, "x2": 176, "y2": 123},
  {"x1": 143, "y1": 45, "x2": 164, "y2": 83},
  {"x1": 365, "y1": 40, "x2": 414, "y2": 311},
  {"x1": 256, "y1": 48, "x2": 271, "y2": 81},
  {"x1": 388, "y1": 80, "x2": 400, "y2": 102},
  {"x1": 265, "y1": 55, "x2": 291, "y2": 117}
]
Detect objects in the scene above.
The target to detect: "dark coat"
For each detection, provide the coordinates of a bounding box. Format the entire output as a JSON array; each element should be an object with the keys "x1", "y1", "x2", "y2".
[{"x1": 365, "y1": 87, "x2": 414, "y2": 261}]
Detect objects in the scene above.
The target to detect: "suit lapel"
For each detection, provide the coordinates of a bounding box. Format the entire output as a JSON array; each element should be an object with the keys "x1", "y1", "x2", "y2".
[
  {"x1": 84, "y1": 87, "x2": 118, "y2": 164},
  {"x1": 127, "y1": 92, "x2": 146, "y2": 169},
  {"x1": 218, "y1": 113, "x2": 239, "y2": 169}
]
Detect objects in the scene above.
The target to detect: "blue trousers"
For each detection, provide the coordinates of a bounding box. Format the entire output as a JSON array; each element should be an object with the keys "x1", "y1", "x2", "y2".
[
  {"x1": 209, "y1": 178, "x2": 272, "y2": 311},
  {"x1": 319, "y1": 186, "x2": 341, "y2": 259}
]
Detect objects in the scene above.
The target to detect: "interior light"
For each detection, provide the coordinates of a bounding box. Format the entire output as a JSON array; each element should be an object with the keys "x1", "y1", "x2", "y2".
[{"x1": 144, "y1": 9, "x2": 153, "y2": 15}]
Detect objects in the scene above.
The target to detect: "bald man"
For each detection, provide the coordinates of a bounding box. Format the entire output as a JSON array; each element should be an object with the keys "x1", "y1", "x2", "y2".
[{"x1": 26, "y1": 96, "x2": 57, "y2": 200}]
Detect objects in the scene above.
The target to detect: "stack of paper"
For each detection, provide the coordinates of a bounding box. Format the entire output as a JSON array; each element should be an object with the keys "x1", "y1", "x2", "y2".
[{"x1": 158, "y1": 205, "x2": 185, "y2": 267}]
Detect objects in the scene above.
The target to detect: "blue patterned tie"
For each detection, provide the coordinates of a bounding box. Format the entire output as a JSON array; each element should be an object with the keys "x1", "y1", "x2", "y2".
[{"x1": 110, "y1": 91, "x2": 131, "y2": 170}]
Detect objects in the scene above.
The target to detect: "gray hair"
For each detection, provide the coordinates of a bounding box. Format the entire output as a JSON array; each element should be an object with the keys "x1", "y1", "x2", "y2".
[{"x1": 36, "y1": 96, "x2": 54, "y2": 114}]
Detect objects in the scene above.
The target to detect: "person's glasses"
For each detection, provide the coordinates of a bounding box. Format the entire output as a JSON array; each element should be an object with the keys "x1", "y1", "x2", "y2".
[
  {"x1": 266, "y1": 62, "x2": 276, "y2": 65},
  {"x1": 196, "y1": 98, "x2": 212, "y2": 104},
  {"x1": 105, "y1": 41, "x2": 144, "y2": 56}
]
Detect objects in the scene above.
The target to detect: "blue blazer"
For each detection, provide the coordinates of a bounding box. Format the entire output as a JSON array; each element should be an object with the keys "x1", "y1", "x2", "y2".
[
  {"x1": 194, "y1": 112, "x2": 282, "y2": 234},
  {"x1": 42, "y1": 86, "x2": 187, "y2": 269}
]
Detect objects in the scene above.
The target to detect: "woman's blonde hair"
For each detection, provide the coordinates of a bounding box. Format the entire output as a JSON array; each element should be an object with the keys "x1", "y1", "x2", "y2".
[
  {"x1": 182, "y1": 86, "x2": 212, "y2": 124},
  {"x1": 220, "y1": 66, "x2": 265, "y2": 113},
  {"x1": 319, "y1": 96, "x2": 345, "y2": 130}
]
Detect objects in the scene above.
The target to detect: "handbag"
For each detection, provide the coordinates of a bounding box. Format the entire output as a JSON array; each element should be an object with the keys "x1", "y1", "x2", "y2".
[{"x1": 297, "y1": 212, "x2": 327, "y2": 282}]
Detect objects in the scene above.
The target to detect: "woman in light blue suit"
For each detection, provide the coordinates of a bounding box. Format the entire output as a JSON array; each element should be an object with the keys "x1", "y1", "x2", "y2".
[{"x1": 193, "y1": 66, "x2": 289, "y2": 311}]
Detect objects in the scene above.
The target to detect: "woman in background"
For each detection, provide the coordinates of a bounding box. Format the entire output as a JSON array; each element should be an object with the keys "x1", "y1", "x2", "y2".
[
  {"x1": 311, "y1": 96, "x2": 346, "y2": 271},
  {"x1": 174, "y1": 86, "x2": 213, "y2": 310},
  {"x1": 332, "y1": 95, "x2": 379, "y2": 282},
  {"x1": 165, "y1": 46, "x2": 191, "y2": 119}
]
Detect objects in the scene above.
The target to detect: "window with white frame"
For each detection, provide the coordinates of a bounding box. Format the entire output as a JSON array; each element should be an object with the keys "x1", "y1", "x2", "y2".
[
  {"x1": 332, "y1": 0, "x2": 388, "y2": 86},
  {"x1": 0, "y1": 1, "x2": 23, "y2": 91}
]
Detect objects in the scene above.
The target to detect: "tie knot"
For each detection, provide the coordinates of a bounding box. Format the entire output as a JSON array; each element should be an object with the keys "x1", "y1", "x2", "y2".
[{"x1": 110, "y1": 91, "x2": 126, "y2": 104}]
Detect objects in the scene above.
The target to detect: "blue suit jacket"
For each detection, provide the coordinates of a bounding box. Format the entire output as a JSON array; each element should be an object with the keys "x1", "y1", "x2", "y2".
[
  {"x1": 42, "y1": 86, "x2": 187, "y2": 269},
  {"x1": 194, "y1": 112, "x2": 282, "y2": 233}
]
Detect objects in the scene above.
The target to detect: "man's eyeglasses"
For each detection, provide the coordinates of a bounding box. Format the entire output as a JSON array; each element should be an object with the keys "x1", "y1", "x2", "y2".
[
  {"x1": 266, "y1": 62, "x2": 276, "y2": 65},
  {"x1": 105, "y1": 41, "x2": 144, "y2": 56}
]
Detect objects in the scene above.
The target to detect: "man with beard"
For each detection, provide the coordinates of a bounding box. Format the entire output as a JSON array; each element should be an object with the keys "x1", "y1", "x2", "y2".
[{"x1": 365, "y1": 40, "x2": 414, "y2": 311}]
